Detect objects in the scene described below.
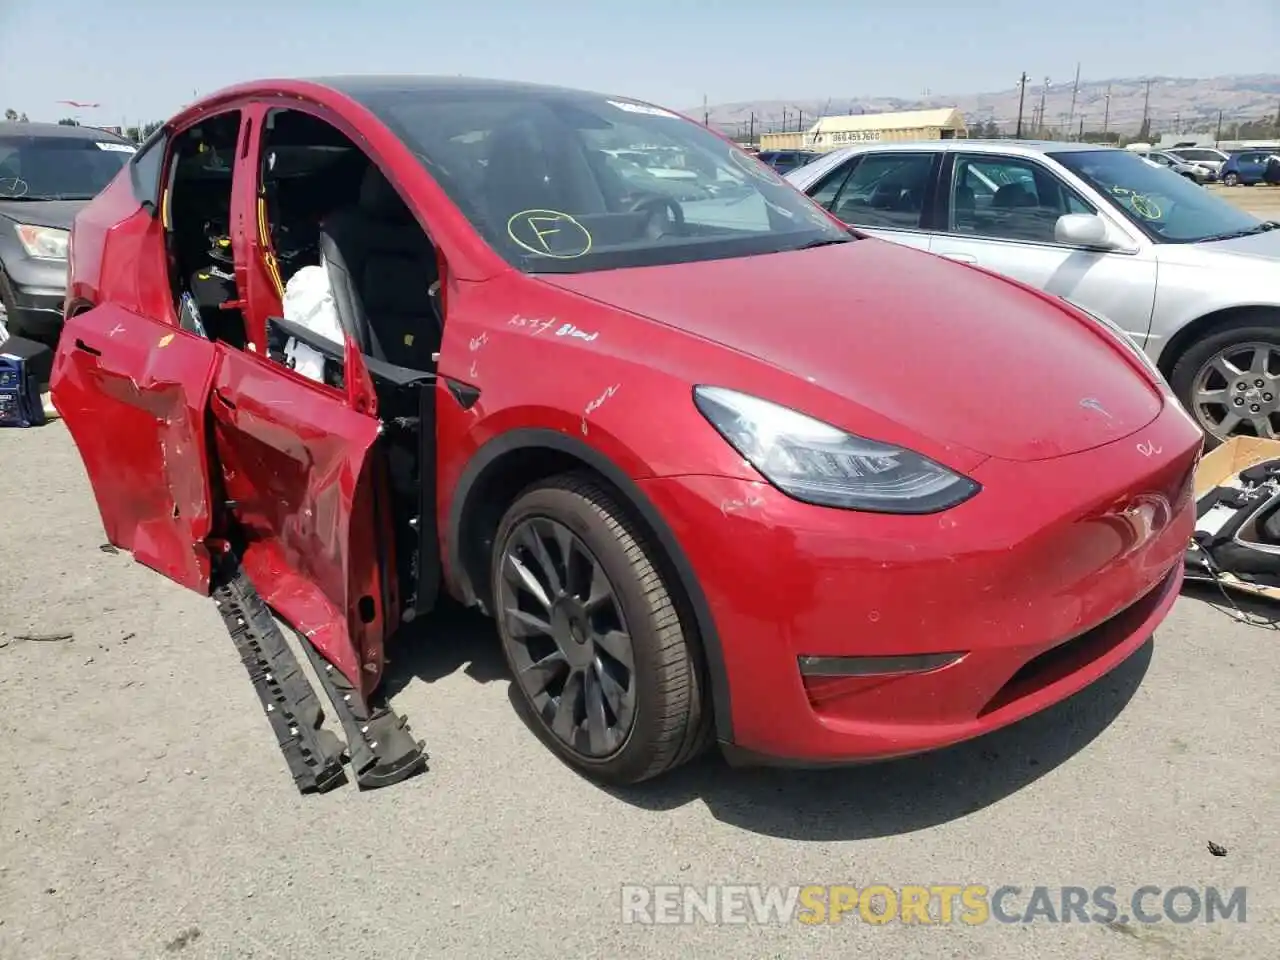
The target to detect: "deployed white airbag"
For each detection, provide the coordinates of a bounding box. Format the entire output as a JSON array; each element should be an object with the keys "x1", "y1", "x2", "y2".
[{"x1": 281, "y1": 265, "x2": 342, "y2": 383}]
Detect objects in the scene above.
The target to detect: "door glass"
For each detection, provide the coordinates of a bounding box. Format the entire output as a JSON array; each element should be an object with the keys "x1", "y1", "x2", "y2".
[
  {"x1": 829, "y1": 153, "x2": 933, "y2": 229},
  {"x1": 949, "y1": 154, "x2": 1094, "y2": 243},
  {"x1": 1173, "y1": 149, "x2": 1221, "y2": 163},
  {"x1": 808, "y1": 158, "x2": 856, "y2": 209}
]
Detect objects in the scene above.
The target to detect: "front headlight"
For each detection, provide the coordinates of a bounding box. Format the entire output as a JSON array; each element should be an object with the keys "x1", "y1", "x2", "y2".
[
  {"x1": 693, "y1": 386, "x2": 980, "y2": 513},
  {"x1": 14, "y1": 224, "x2": 69, "y2": 260}
]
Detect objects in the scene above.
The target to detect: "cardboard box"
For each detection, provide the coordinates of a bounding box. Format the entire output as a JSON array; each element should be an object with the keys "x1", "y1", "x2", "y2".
[{"x1": 1188, "y1": 435, "x2": 1280, "y2": 601}]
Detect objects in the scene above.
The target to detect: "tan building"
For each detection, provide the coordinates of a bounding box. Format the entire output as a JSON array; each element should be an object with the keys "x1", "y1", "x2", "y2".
[{"x1": 759, "y1": 108, "x2": 967, "y2": 153}]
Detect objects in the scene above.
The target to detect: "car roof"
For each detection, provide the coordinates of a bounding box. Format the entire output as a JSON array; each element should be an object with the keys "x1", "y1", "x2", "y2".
[
  {"x1": 0, "y1": 120, "x2": 130, "y2": 141},
  {"x1": 823, "y1": 138, "x2": 1112, "y2": 157},
  {"x1": 307, "y1": 74, "x2": 619, "y2": 104}
]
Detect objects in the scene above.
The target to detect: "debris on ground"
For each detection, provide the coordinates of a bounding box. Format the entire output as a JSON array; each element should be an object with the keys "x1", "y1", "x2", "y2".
[
  {"x1": 99, "y1": 544, "x2": 119, "y2": 554},
  {"x1": 164, "y1": 927, "x2": 202, "y2": 952},
  {"x1": 15, "y1": 632, "x2": 74, "y2": 643},
  {"x1": 1208, "y1": 841, "x2": 1228, "y2": 857}
]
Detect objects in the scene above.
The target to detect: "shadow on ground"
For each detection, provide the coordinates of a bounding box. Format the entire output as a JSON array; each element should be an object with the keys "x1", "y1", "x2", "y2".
[{"x1": 382, "y1": 597, "x2": 1154, "y2": 841}]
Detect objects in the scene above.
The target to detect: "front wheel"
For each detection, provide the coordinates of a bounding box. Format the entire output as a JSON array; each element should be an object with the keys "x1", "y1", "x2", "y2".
[
  {"x1": 1223, "y1": 172, "x2": 1240, "y2": 186},
  {"x1": 490, "y1": 473, "x2": 711, "y2": 784},
  {"x1": 1170, "y1": 319, "x2": 1280, "y2": 447}
]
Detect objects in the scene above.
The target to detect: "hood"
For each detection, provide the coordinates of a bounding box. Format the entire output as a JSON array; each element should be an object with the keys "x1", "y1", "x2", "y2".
[
  {"x1": 0, "y1": 199, "x2": 84, "y2": 231},
  {"x1": 540, "y1": 239, "x2": 1164, "y2": 463},
  {"x1": 1152, "y1": 226, "x2": 1280, "y2": 270},
  {"x1": 1194, "y1": 227, "x2": 1280, "y2": 262}
]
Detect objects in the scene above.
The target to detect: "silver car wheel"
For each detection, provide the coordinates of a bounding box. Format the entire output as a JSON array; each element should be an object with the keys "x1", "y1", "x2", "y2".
[{"x1": 1191, "y1": 341, "x2": 1280, "y2": 440}]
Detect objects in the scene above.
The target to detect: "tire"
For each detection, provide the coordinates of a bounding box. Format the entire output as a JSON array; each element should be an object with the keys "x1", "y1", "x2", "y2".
[
  {"x1": 1223, "y1": 172, "x2": 1239, "y2": 187},
  {"x1": 1170, "y1": 316, "x2": 1280, "y2": 450},
  {"x1": 490, "y1": 472, "x2": 711, "y2": 784}
]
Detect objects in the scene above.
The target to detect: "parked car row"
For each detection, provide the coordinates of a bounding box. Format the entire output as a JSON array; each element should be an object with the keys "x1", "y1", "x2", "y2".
[
  {"x1": 10, "y1": 78, "x2": 1222, "y2": 791},
  {"x1": 787, "y1": 139, "x2": 1280, "y2": 446}
]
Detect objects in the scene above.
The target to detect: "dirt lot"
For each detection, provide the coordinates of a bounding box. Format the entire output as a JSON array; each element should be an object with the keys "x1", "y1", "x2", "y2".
[
  {"x1": 1209, "y1": 182, "x2": 1280, "y2": 219},
  {"x1": 3, "y1": 417, "x2": 1279, "y2": 959},
  {"x1": 4, "y1": 185, "x2": 1280, "y2": 957}
]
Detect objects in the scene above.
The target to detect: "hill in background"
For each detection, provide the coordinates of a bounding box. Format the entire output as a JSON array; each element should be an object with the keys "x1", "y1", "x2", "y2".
[{"x1": 694, "y1": 73, "x2": 1280, "y2": 139}]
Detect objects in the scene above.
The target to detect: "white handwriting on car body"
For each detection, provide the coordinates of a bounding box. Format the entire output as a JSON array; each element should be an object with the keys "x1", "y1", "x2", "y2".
[
  {"x1": 556, "y1": 323, "x2": 598, "y2": 342},
  {"x1": 581, "y1": 383, "x2": 620, "y2": 435},
  {"x1": 509, "y1": 314, "x2": 556, "y2": 335}
]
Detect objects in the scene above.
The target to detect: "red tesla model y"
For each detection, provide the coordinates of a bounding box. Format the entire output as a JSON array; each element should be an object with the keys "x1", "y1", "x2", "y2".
[{"x1": 49, "y1": 76, "x2": 1202, "y2": 790}]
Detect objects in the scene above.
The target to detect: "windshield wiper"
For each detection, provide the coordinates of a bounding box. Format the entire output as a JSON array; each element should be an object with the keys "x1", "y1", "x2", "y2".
[
  {"x1": 793, "y1": 236, "x2": 857, "y2": 251},
  {"x1": 0, "y1": 193, "x2": 94, "y2": 202},
  {"x1": 1201, "y1": 222, "x2": 1278, "y2": 242}
]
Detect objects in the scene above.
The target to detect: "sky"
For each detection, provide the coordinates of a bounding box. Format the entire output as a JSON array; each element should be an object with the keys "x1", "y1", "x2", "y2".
[{"x1": 1, "y1": 0, "x2": 1276, "y2": 125}]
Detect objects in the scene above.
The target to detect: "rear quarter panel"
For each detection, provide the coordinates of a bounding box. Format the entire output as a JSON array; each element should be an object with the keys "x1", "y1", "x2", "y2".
[{"x1": 67, "y1": 174, "x2": 174, "y2": 324}]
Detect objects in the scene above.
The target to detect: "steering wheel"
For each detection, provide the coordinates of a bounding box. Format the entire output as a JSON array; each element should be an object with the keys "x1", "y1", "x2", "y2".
[
  {"x1": 627, "y1": 195, "x2": 685, "y2": 239},
  {"x1": 0, "y1": 177, "x2": 29, "y2": 199}
]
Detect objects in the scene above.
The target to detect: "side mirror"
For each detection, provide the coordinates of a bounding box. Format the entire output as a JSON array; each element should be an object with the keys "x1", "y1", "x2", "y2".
[{"x1": 1055, "y1": 213, "x2": 1116, "y2": 249}]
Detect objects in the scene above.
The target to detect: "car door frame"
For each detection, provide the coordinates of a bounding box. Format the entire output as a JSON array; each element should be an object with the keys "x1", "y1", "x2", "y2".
[
  {"x1": 805, "y1": 147, "x2": 946, "y2": 248},
  {"x1": 52, "y1": 115, "x2": 240, "y2": 597},
  {"x1": 195, "y1": 95, "x2": 406, "y2": 699}
]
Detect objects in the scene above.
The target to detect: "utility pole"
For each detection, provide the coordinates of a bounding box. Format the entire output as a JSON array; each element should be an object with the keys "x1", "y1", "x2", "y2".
[
  {"x1": 1079, "y1": 114, "x2": 1085, "y2": 141},
  {"x1": 1141, "y1": 78, "x2": 1152, "y2": 131},
  {"x1": 703, "y1": 94, "x2": 708, "y2": 126},
  {"x1": 1066, "y1": 62, "x2": 1081, "y2": 136},
  {"x1": 1215, "y1": 109, "x2": 1224, "y2": 146},
  {"x1": 1015, "y1": 71, "x2": 1028, "y2": 138},
  {"x1": 781, "y1": 107, "x2": 788, "y2": 132},
  {"x1": 748, "y1": 111, "x2": 755, "y2": 143},
  {"x1": 1102, "y1": 84, "x2": 1111, "y2": 135},
  {"x1": 1036, "y1": 77, "x2": 1050, "y2": 136}
]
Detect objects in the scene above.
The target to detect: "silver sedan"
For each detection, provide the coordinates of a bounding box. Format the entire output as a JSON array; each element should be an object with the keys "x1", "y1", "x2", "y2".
[{"x1": 787, "y1": 140, "x2": 1280, "y2": 445}]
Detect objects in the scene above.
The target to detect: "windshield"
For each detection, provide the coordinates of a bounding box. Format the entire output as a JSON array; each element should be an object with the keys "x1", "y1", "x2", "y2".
[
  {"x1": 1051, "y1": 149, "x2": 1261, "y2": 243},
  {"x1": 354, "y1": 87, "x2": 850, "y2": 273},
  {"x1": 0, "y1": 134, "x2": 135, "y2": 201}
]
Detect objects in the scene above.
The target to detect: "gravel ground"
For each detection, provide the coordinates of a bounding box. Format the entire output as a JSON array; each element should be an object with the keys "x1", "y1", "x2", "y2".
[{"x1": 1, "y1": 422, "x2": 1277, "y2": 960}]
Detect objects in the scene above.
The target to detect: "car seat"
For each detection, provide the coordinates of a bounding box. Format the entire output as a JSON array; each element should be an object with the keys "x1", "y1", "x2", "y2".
[
  {"x1": 318, "y1": 165, "x2": 441, "y2": 371},
  {"x1": 992, "y1": 183, "x2": 1036, "y2": 208}
]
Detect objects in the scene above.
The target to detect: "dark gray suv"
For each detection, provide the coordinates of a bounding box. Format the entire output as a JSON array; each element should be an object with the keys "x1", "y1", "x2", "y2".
[{"x1": 0, "y1": 121, "x2": 136, "y2": 344}]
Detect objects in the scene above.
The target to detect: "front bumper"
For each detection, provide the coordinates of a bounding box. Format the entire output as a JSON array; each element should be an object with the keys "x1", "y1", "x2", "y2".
[
  {"x1": 0, "y1": 258, "x2": 66, "y2": 342},
  {"x1": 639, "y1": 399, "x2": 1201, "y2": 764}
]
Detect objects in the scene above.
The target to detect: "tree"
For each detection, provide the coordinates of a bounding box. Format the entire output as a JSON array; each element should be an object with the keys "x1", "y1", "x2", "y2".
[
  {"x1": 19, "y1": 113, "x2": 28, "y2": 122},
  {"x1": 57, "y1": 117, "x2": 79, "y2": 126},
  {"x1": 3, "y1": 108, "x2": 17, "y2": 121}
]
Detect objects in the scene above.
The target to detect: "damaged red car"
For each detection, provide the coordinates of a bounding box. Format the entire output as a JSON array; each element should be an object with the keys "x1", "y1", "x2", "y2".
[{"x1": 51, "y1": 75, "x2": 1203, "y2": 792}]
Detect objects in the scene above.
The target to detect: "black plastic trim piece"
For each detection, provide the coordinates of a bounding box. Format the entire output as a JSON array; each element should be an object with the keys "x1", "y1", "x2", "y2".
[
  {"x1": 798, "y1": 653, "x2": 964, "y2": 677},
  {"x1": 446, "y1": 428, "x2": 735, "y2": 743},
  {"x1": 210, "y1": 561, "x2": 347, "y2": 795},
  {"x1": 444, "y1": 377, "x2": 481, "y2": 410},
  {"x1": 298, "y1": 633, "x2": 428, "y2": 790},
  {"x1": 414, "y1": 380, "x2": 441, "y2": 616}
]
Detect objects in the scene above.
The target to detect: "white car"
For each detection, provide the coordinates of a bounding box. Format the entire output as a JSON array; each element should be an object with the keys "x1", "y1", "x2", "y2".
[
  {"x1": 787, "y1": 140, "x2": 1280, "y2": 445},
  {"x1": 1164, "y1": 146, "x2": 1231, "y2": 177}
]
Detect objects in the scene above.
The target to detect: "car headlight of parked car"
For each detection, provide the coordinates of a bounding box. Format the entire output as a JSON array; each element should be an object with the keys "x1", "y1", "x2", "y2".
[
  {"x1": 693, "y1": 385, "x2": 980, "y2": 513},
  {"x1": 14, "y1": 224, "x2": 70, "y2": 260}
]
